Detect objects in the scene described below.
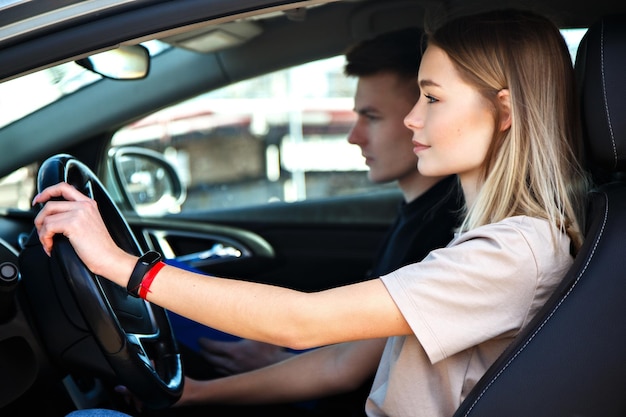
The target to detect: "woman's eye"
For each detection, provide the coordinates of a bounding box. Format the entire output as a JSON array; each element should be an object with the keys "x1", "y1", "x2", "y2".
[{"x1": 424, "y1": 94, "x2": 438, "y2": 104}]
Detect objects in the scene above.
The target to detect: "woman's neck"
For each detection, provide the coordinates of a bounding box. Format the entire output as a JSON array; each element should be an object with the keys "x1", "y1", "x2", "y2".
[{"x1": 459, "y1": 173, "x2": 480, "y2": 209}]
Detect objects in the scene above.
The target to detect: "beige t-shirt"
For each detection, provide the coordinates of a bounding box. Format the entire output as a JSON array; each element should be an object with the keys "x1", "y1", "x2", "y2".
[{"x1": 366, "y1": 216, "x2": 573, "y2": 417}]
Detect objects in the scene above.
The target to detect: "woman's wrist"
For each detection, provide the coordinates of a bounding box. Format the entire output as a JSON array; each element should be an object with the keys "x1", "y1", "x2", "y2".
[{"x1": 92, "y1": 250, "x2": 138, "y2": 288}]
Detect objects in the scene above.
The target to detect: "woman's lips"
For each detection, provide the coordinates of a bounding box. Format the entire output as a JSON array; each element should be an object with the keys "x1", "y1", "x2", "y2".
[{"x1": 412, "y1": 141, "x2": 429, "y2": 154}]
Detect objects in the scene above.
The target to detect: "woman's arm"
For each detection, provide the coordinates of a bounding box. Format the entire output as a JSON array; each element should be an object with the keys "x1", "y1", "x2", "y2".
[
  {"x1": 33, "y1": 183, "x2": 411, "y2": 348},
  {"x1": 147, "y1": 267, "x2": 407, "y2": 349}
]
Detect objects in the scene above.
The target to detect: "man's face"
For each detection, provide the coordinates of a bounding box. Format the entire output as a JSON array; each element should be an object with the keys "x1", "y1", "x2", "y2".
[{"x1": 348, "y1": 72, "x2": 420, "y2": 184}]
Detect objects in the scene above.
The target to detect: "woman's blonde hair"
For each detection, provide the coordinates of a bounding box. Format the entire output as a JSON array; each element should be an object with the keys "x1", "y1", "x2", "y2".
[{"x1": 427, "y1": 9, "x2": 590, "y2": 251}]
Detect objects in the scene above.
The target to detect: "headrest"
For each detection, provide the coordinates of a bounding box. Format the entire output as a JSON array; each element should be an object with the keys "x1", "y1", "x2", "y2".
[{"x1": 575, "y1": 14, "x2": 626, "y2": 176}]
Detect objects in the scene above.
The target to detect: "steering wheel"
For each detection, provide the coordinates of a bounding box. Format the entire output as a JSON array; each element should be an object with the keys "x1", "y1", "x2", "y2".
[{"x1": 36, "y1": 154, "x2": 183, "y2": 409}]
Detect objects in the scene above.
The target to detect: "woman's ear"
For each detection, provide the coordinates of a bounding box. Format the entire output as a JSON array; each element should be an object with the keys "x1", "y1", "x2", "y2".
[{"x1": 497, "y1": 89, "x2": 511, "y2": 132}]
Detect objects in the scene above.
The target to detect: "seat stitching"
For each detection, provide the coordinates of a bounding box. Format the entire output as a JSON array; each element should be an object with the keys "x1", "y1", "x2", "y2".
[
  {"x1": 599, "y1": 21, "x2": 619, "y2": 169},
  {"x1": 461, "y1": 192, "x2": 609, "y2": 416}
]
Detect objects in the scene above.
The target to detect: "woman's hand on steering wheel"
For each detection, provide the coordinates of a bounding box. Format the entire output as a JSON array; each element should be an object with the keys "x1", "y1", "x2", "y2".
[{"x1": 33, "y1": 182, "x2": 135, "y2": 287}]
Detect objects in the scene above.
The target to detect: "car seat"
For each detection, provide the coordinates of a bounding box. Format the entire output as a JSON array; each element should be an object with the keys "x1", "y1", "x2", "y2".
[{"x1": 452, "y1": 14, "x2": 626, "y2": 417}]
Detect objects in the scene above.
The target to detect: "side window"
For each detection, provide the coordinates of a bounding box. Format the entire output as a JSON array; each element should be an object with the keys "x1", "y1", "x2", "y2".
[
  {"x1": 109, "y1": 56, "x2": 390, "y2": 214},
  {"x1": 0, "y1": 164, "x2": 38, "y2": 211},
  {"x1": 561, "y1": 28, "x2": 588, "y2": 62}
]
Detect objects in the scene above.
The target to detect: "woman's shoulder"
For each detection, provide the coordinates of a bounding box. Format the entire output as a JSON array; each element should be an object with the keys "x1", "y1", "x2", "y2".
[
  {"x1": 462, "y1": 216, "x2": 556, "y2": 238},
  {"x1": 445, "y1": 216, "x2": 571, "y2": 280},
  {"x1": 455, "y1": 216, "x2": 570, "y2": 260}
]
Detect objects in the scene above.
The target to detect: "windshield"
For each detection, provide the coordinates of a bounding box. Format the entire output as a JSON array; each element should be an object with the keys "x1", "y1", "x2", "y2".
[{"x1": 0, "y1": 40, "x2": 169, "y2": 129}]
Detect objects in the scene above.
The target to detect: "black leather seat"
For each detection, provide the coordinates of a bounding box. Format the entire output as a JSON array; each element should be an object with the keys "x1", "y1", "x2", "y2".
[{"x1": 452, "y1": 14, "x2": 626, "y2": 417}]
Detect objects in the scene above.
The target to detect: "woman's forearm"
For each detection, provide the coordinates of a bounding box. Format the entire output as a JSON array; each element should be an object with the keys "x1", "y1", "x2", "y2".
[{"x1": 142, "y1": 265, "x2": 408, "y2": 348}]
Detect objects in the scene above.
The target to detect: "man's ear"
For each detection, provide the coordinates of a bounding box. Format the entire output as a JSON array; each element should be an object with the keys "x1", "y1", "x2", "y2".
[{"x1": 497, "y1": 89, "x2": 511, "y2": 132}]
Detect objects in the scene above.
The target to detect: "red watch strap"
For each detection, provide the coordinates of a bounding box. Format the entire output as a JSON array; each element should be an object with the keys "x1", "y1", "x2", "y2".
[{"x1": 138, "y1": 261, "x2": 166, "y2": 299}]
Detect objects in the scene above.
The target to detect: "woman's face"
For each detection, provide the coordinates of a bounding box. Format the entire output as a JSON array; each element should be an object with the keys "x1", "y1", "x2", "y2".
[{"x1": 404, "y1": 45, "x2": 496, "y2": 195}]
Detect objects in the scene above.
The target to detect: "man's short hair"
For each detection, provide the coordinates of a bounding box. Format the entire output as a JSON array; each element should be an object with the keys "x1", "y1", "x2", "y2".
[{"x1": 344, "y1": 27, "x2": 424, "y2": 79}]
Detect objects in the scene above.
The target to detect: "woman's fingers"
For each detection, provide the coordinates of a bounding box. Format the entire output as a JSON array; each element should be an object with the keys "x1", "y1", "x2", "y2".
[
  {"x1": 34, "y1": 197, "x2": 100, "y2": 256},
  {"x1": 32, "y1": 182, "x2": 91, "y2": 206}
]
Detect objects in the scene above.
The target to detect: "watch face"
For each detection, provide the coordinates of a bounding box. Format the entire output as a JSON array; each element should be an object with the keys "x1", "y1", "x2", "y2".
[{"x1": 142, "y1": 251, "x2": 161, "y2": 265}]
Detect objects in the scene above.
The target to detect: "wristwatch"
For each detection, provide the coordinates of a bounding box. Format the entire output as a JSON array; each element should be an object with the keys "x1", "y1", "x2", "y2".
[{"x1": 127, "y1": 250, "x2": 162, "y2": 297}]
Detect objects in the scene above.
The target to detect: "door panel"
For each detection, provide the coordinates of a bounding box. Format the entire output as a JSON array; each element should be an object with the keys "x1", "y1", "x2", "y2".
[{"x1": 128, "y1": 190, "x2": 400, "y2": 292}]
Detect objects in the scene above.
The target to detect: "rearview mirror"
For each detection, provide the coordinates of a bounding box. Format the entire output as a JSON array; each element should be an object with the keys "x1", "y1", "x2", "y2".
[{"x1": 76, "y1": 45, "x2": 150, "y2": 80}]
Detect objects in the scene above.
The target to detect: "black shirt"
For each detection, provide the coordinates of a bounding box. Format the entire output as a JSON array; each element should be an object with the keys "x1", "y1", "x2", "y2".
[{"x1": 368, "y1": 174, "x2": 462, "y2": 278}]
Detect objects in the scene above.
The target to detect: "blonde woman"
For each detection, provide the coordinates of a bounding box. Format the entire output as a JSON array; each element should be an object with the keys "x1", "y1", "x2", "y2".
[{"x1": 39, "y1": 8, "x2": 589, "y2": 417}]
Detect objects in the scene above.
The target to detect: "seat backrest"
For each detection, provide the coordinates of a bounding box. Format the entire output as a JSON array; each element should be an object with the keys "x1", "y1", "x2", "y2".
[{"x1": 452, "y1": 14, "x2": 626, "y2": 417}]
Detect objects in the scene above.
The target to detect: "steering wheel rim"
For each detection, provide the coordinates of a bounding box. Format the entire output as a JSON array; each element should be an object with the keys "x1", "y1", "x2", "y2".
[{"x1": 37, "y1": 154, "x2": 183, "y2": 409}]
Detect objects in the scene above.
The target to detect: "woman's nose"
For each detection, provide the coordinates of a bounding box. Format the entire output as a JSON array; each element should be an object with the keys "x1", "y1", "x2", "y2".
[{"x1": 404, "y1": 102, "x2": 423, "y2": 131}]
